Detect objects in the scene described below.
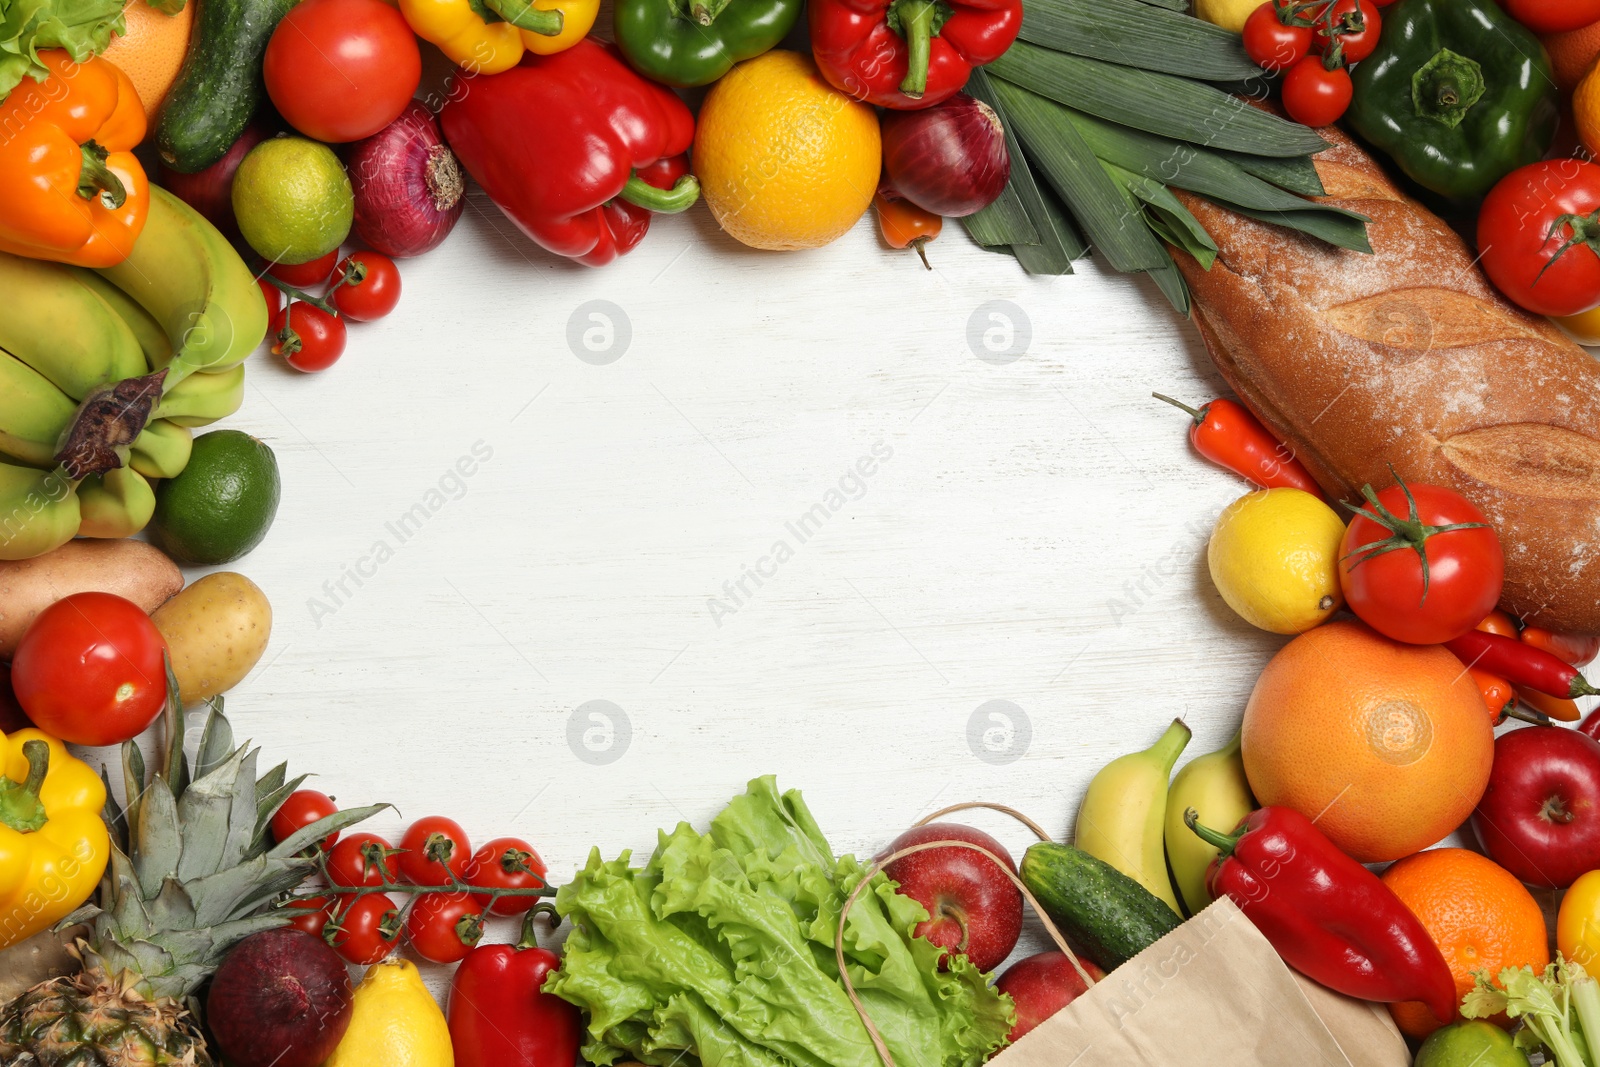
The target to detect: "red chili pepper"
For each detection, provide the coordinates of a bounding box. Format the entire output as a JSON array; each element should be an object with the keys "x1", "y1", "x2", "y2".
[
  {"x1": 448, "y1": 922, "x2": 581, "y2": 1067},
  {"x1": 1186, "y1": 806, "x2": 1457, "y2": 1021},
  {"x1": 439, "y1": 40, "x2": 698, "y2": 266},
  {"x1": 1153, "y1": 394, "x2": 1324, "y2": 498},
  {"x1": 808, "y1": 0, "x2": 1020, "y2": 109},
  {"x1": 1446, "y1": 629, "x2": 1600, "y2": 701},
  {"x1": 1521, "y1": 625, "x2": 1600, "y2": 669}
]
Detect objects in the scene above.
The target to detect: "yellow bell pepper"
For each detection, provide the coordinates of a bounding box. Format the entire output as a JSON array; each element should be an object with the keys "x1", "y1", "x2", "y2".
[
  {"x1": 399, "y1": 0, "x2": 596, "y2": 74},
  {"x1": 0, "y1": 730, "x2": 109, "y2": 950},
  {"x1": 1561, "y1": 870, "x2": 1600, "y2": 969}
]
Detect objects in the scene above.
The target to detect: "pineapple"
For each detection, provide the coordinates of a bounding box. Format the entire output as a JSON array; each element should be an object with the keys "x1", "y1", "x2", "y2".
[{"x1": 0, "y1": 697, "x2": 378, "y2": 1067}]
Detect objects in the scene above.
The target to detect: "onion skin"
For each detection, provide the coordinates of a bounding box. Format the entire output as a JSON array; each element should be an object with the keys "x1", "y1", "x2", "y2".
[
  {"x1": 157, "y1": 124, "x2": 270, "y2": 238},
  {"x1": 206, "y1": 928, "x2": 353, "y2": 1067},
  {"x1": 347, "y1": 101, "x2": 465, "y2": 258},
  {"x1": 881, "y1": 94, "x2": 1011, "y2": 217}
]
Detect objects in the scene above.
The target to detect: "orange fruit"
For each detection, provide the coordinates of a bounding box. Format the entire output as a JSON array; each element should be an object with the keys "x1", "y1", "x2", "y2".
[
  {"x1": 1241, "y1": 619, "x2": 1492, "y2": 863},
  {"x1": 1546, "y1": 22, "x2": 1600, "y2": 96},
  {"x1": 693, "y1": 50, "x2": 880, "y2": 251},
  {"x1": 1381, "y1": 848, "x2": 1549, "y2": 1039},
  {"x1": 102, "y1": 0, "x2": 196, "y2": 121},
  {"x1": 1577, "y1": 60, "x2": 1600, "y2": 159}
]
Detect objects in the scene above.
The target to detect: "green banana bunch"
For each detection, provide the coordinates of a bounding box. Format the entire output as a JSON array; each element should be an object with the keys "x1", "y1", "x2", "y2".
[
  {"x1": 1164, "y1": 731, "x2": 1256, "y2": 916},
  {"x1": 1074, "y1": 719, "x2": 1190, "y2": 914}
]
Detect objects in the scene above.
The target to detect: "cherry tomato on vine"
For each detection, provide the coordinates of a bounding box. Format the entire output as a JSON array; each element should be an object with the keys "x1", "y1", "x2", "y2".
[
  {"x1": 466, "y1": 837, "x2": 549, "y2": 916},
  {"x1": 405, "y1": 892, "x2": 485, "y2": 964},
  {"x1": 267, "y1": 249, "x2": 340, "y2": 288},
  {"x1": 257, "y1": 276, "x2": 282, "y2": 318},
  {"x1": 1242, "y1": 3, "x2": 1311, "y2": 71},
  {"x1": 1338, "y1": 479, "x2": 1504, "y2": 645},
  {"x1": 398, "y1": 816, "x2": 472, "y2": 885},
  {"x1": 1281, "y1": 57, "x2": 1352, "y2": 128},
  {"x1": 10, "y1": 592, "x2": 168, "y2": 747},
  {"x1": 272, "y1": 302, "x2": 348, "y2": 372},
  {"x1": 330, "y1": 893, "x2": 400, "y2": 965},
  {"x1": 1479, "y1": 161, "x2": 1600, "y2": 318},
  {"x1": 284, "y1": 896, "x2": 335, "y2": 939},
  {"x1": 330, "y1": 251, "x2": 402, "y2": 322},
  {"x1": 1310, "y1": 0, "x2": 1380, "y2": 63},
  {"x1": 326, "y1": 832, "x2": 400, "y2": 888},
  {"x1": 270, "y1": 789, "x2": 340, "y2": 849}
]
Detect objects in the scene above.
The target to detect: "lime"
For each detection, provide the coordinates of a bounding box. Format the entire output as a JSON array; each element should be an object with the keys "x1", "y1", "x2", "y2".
[
  {"x1": 232, "y1": 136, "x2": 353, "y2": 265},
  {"x1": 1414, "y1": 1021, "x2": 1529, "y2": 1067},
  {"x1": 150, "y1": 430, "x2": 281, "y2": 565},
  {"x1": 1208, "y1": 487, "x2": 1347, "y2": 635}
]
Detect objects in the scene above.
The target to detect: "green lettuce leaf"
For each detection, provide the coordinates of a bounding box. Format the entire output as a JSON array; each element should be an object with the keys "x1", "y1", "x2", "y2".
[
  {"x1": 0, "y1": 0, "x2": 127, "y2": 101},
  {"x1": 548, "y1": 777, "x2": 1014, "y2": 1067}
]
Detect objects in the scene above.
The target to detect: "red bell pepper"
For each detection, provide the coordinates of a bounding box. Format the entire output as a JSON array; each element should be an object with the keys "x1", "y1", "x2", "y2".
[
  {"x1": 448, "y1": 925, "x2": 581, "y2": 1067},
  {"x1": 1185, "y1": 806, "x2": 1458, "y2": 1022},
  {"x1": 439, "y1": 39, "x2": 699, "y2": 266},
  {"x1": 809, "y1": 0, "x2": 1021, "y2": 109}
]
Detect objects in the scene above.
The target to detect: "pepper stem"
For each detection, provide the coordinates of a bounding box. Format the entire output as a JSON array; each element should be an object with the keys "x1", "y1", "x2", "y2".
[
  {"x1": 483, "y1": 0, "x2": 563, "y2": 35},
  {"x1": 516, "y1": 902, "x2": 561, "y2": 949},
  {"x1": 1152, "y1": 392, "x2": 1206, "y2": 426},
  {"x1": 909, "y1": 235, "x2": 933, "y2": 270},
  {"x1": 1411, "y1": 48, "x2": 1487, "y2": 130},
  {"x1": 0, "y1": 740, "x2": 51, "y2": 834},
  {"x1": 1183, "y1": 808, "x2": 1243, "y2": 857},
  {"x1": 687, "y1": 0, "x2": 732, "y2": 25},
  {"x1": 77, "y1": 141, "x2": 128, "y2": 209},
  {"x1": 618, "y1": 173, "x2": 700, "y2": 214},
  {"x1": 896, "y1": 0, "x2": 936, "y2": 98}
]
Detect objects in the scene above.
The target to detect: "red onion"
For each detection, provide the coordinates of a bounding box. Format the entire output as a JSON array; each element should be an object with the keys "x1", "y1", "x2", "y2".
[
  {"x1": 346, "y1": 101, "x2": 465, "y2": 257},
  {"x1": 881, "y1": 94, "x2": 1011, "y2": 217},
  {"x1": 157, "y1": 124, "x2": 269, "y2": 238},
  {"x1": 207, "y1": 928, "x2": 352, "y2": 1067}
]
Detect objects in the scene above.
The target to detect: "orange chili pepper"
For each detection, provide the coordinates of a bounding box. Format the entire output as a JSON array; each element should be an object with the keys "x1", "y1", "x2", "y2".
[
  {"x1": 1475, "y1": 610, "x2": 1519, "y2": 639},
  {"x1": 874, "y1": 192, "x2": 941, "y2": 270},
  {"x1": 0, "y1": 51, "x2": 148, "y2": 267},
  {"x1": 1521, "y1": 625, "x2": 1600, "y2": 668},
  {"x1": 1516, "y1": 687, "x2": 1583, "y2": 722},
  {"x1": 1469, "y1": 668, "x2": 1515, "y2": 726}
]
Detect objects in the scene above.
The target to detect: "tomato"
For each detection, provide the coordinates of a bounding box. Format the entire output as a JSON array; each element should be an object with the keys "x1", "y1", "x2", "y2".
[
  {"x1": 1479, "y1": 160, "x2": 1600, "y2": 318},
  {"x1": 398, "y1": 816, "x2": 472, "y2": 886},
  {"x1": 1339, "y1": 480, "x2": 1505, "y2": 645},
  {"x1": 1243, "y1": 3, "x2": 1312, "y2": 71},
  {"x1": 257, "y1": 276, "x2": 282, "y2": 319},
  {"x1": 272, "y1": 302, "x2": 348, "y2": 372},
  {"x1": 270, "y1": 789, "x2": 339, "y2": 849},
  {"x1": 11, "y1": 592, "x2": 168, "y2": 747},
  {"x1": 330, "y1": 893, "x2": 400, "y2": 965},
  {"x1": 405, "y1": 892, "x2": 484, "y2": 964},
  {"x1": 284, "y1": 896, "x2": 335, "y2": 939},
  {"x1": 267, "y1": 249, "x2": 340, "y2": 288},
  {"x1": 1281, "y1": 57, "x2": 1352, "y2": 128},
  {"x1": 326, "y1": 832, "x2": 400, "y2": 888},
  {"x1": 329, "y1": 252, "x2": 401, "y2": 322},
  {"x1": 263, "y1": 0, "x2": 421, "y2": 143},
  {"x1": 1500, "y1": 0, "x2": 1600, "y2": 34},
  {"x1": 465, "y1": 836, "x2": 549, "y2": 916},
  {"x1": 1310, "y1": 0, "x2": 1380, "y2": 63}
]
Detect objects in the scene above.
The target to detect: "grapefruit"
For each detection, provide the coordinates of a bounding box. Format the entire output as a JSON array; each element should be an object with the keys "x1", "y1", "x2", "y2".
[{"x1": 102, "y1": 0, "x2": 196, "y2": 121}]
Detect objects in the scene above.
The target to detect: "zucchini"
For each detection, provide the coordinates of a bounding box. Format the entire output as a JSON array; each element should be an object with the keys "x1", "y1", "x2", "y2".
[
  {"x1": 1021, "y1": 841, "x2": 1181, "y2": 969},
  {"x1": 157, "y1": 0, "x2": 295, "y2": 173}
]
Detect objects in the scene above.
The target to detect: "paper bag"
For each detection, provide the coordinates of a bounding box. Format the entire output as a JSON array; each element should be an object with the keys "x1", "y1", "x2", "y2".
[{"x1": 991, "y1": 897, "x2": 1410, "y2": 1067}]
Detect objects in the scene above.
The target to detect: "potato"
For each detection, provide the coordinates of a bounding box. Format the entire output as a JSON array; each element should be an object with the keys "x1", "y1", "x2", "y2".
[
  {"x1": 151, "y1": 572, "x2": 273, "y2": 704},
  {"x1": 0, "y1": 540, "x2": 182, "y2": 658}
]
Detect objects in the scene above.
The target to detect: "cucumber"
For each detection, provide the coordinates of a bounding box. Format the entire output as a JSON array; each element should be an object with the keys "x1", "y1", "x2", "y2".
[
  {"x1": 1020, "y1": 841, "x2": 1182, "y2": 970},
  {"x1": 156, "y1": 0, "x2": 295, "y2": 173}
]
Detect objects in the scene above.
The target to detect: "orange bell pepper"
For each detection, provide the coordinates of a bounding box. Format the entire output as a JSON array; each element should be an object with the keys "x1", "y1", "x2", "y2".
[{"x1": 0, "y1": 51, "x2": 148, "y2": 267}]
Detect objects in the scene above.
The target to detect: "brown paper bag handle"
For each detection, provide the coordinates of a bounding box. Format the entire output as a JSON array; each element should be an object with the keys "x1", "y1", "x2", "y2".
[
  {"x1": 912, "y1": 801, "x2": 1052, "y2": 843},
  {"x1": 835, "y1": 833, "x2": 1099, "y2": 1067}
]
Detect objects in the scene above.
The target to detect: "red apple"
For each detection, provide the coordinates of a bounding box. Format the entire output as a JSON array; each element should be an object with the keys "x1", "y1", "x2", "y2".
[
  {"x1": 1472, "y1": 725, "x2": 1600, "y2": 888},
  {"x1": 996, "y1": 951, "x2": 1104, "y2": 1042},
  {"x1": 881, "y1": 823, "x2": 1022, "y2": 973},
  {"x1": 1580, "y1": 708, "x2": 1600, "y2": 743}
]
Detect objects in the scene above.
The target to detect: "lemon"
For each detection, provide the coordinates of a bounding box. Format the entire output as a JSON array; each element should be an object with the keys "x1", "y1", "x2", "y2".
[
  {"x1": 693, "y1": 50, "x2": 881, "y2": 251},
  {"x1": 232, "y1": 136, "x2": 354, "y2": 265},
  {"x1": 322, "y1": 959, "x2": 452, "y2": 1067},
  {"x1": 1193, "y1": 0, "x2": 1259, "y2": 32},
  {"x1": 1208, "y1": 488, "x2": 1347, "y2": 634}
]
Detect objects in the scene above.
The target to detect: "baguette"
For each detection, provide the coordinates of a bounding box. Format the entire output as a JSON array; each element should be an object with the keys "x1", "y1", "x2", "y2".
[{"x1": 1169, "y1": 126, "x2": 1600, "y2": 635}]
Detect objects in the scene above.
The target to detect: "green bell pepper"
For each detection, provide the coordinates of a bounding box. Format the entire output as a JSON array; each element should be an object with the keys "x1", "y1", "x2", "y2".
[
  {"x1": 614, "y1": 0, "x2": 801, "y2": 87},
  {"x1": 1347, "y1": 0, "x2": 1557, "y2": 201}
]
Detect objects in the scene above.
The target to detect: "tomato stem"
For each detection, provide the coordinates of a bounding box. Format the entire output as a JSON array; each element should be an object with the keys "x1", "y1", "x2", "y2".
[
  {"x1": 1339, "y1": 468, "x2": 1488, "y2": 601},
  {"x1": 263, "y1": 273, "x2": 340, "y2": 317}
]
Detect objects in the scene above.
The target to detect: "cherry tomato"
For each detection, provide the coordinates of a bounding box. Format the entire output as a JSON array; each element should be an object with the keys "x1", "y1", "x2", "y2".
[
  {"x1": 263, "y1": 0, "x2": 421, "y2": 143},
  {"x1": 398, "y1": 816, "x2": 472, "y2": 886},
  {"x1": 284, "y1": 896, "x2": 335, "y2": 939},
  {"x1": 329, "y1": 252, "x2": 401, "y2": 322},
  {"x1": 1281, "y1": 57, "x2": 1352, "y2": 128},
  {"x1": 330, "y1": 893, "x2": 400, "y2": 965},
  {"x1": 267, "y1": 249, "x2": 340, "y2": 288},
  {"x1": 1310, "y1": 0, "x2": 1380, "y2": 63},
  {"x1": 326, "y1": 832, "x2": 400, "y2": 888},
  {"x1": 1500, "y1": 0, "x2": 1600, "y2": 34},
  {"x1": 270, "y1": 789, "x2": 339, "y2": 849},
  {"x1": 257, "y1": 276, "x2": 282, "y2": 319},
  {"x1": 271, "y1": 302, "x2": 348, "y2": 372},
  {"x1": 1242, "y1": 3, "x2": 1312, "y2": 71},
  {"x1": 1339, "y1": 480, "x2": 1504, "y2": 645},
  {"x1": 1479, "y1": 160, "x2": 1600, "y2": 318},
  {"x1": 10, "y1": 592, "x2": 168, "y2": 747},
  {"x1": 405, "y1": 892, "x2": 484, "y2": 964},
  {"x1": 465, "y1": 836, "x2": 549, "y2": 916}
]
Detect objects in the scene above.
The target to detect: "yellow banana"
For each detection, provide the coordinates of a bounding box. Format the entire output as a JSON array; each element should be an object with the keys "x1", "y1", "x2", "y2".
[
  {"x1": 129, "y1": 419, "x2": 193, "y2": 480},
  {"x1": 77, "y1": 468, "x2": 157, "y2": 539},
  {"x1": 72, "y1": 268, "x2": 175, "y2": 371},
  {"x1": 1074, "y1": 718, "x2": 1190, "y2": 914},
  {"x1": 154, "y1": 364, "x2": 246, "y2": 427},
  {"x1": 95, "y1": 187, "x2": 268, "y2": 387},
  {"x1": 1164, "y1": 730, "x2": 1256, "y2": 916},
  {"x1": 0, "y1": 252, "x2": 146, "y2": 399},
  {"x1": 0, "y1": 348, "x2": 76, "y2": 468},
  {"x1": 0, "y1": 464, "x2": 80, "y2": 561}
]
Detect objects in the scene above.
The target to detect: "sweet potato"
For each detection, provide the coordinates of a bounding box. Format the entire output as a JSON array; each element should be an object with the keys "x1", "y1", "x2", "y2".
[{"x1": 0, "y1": 540, "x2": 183, "y2": 659}]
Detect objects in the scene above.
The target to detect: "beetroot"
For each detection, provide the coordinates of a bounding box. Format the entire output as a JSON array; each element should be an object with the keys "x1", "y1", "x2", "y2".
[{"x1": 207, "y1": 928, "x2": 353, "y2": 1067}]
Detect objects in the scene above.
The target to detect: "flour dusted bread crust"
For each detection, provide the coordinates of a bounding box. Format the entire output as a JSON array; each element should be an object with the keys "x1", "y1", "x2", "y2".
[{"x1": 1168, "y1": 126, "x2": 1600, "y2": 634}]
